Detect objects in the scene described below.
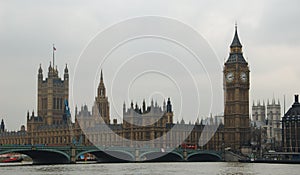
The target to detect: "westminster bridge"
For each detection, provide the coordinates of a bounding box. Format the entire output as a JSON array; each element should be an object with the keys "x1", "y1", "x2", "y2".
[{"x1": 0, "y1": 145, "x2": 222, "y2": 164}]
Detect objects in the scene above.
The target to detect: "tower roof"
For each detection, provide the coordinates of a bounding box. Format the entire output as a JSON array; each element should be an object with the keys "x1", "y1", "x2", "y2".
[
  {"x1": 284, "y1": 95, "x2": 300, "y2": 117},
  {"x1": 225, "y1": 24, "x2": 247, "y2": 64},
  {"x1": 64, "y1": 64, "x2": 68, "y2": 74},
  {"x1": 230, "y1": 25, "x2": 242, "y2": 48}
]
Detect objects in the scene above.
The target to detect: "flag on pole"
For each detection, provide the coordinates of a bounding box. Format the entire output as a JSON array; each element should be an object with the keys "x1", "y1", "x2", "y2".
[{"x1": 52, "y1": 44, "x2": 56, "y2": 68}]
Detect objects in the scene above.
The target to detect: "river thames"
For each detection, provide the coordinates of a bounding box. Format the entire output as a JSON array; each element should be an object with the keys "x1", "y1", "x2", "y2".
[{"x1": 0, "y1": 162, "x2": 299, "y2": 175}]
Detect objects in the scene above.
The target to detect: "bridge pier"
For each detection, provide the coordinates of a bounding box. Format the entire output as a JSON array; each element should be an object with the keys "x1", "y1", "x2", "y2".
[
  {"x1": 135, "y1": 149, "x2": 140, "y2": 162},
  {"x1": 70, "y1": 145, "x2": 76, "y2": 164},
  {"x1": 183, "y1": 150, "x2": 187, "y2": 161}
]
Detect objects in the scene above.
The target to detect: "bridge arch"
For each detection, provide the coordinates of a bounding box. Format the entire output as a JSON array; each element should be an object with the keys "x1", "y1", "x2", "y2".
[
  {"x1": 77, "y1": 149, "x2": 135, "y2": 162},
  {"x1": 187, "y1": 152, "x2": 222, "y2": 162},
  {"x1": 139, "y1": 151, "x2": 184, "y2": 162},
  {"x1": 0, "y1": 149, "x2": 70, "y2": 164}
]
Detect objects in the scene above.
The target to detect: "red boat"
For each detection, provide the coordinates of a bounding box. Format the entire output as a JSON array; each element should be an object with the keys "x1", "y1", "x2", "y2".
[{"x1": 1, "y1": 156, "x2": 23, "y2": 163}]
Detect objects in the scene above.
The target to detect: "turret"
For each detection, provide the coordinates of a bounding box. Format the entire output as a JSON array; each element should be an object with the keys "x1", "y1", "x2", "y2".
[
  {"x1": 131, "y1": 101, "x2": 134, "y2": 109},
  {"x1": 166, "y1": 98, "x2": 172, "y2": 113},
  {"x1": 0, "y1": 119, "x2": 5, "y2": 132},
  {"x1": 180, "y1": 118, "x2": 185, "y2": 124},
  {"x1": 38, "y1": 64, "x2": 43, "y2": 82},
  {"x1": 27, "y1": 111, "x2": 30, "y2": 120},
  {"x1": 64, "y1": 64, "x2": 69, "y2": 80},
  {"x1": 294, "y1": 94, "x2": 299, "y2": 105},
  {"x1": 135, "y1": 103, "x2": 139, "y2": 111},
  {"x1": 75, "y1": 105, "x2": 78, "y2": 116},
  {"x1": 123, "y1": 102, "x2": 126, "y2": 113},
  {"x1": 163, "y1": 99, "x2": 166, "y2": 111},
  {"x1": 97, "y1": 70, "x2": 106, "y2": 97},
  {"x1": 142, "y1": 99, "x2": 146, "y2": 113},
  {"x1": 48, "y1": 62, "x2": 53, "y2": 77},
  {"x1": 63, "y1": 64, "x2": 69, "y2": 104},
  {"x1": 94, "y1": 69, "x2": 110, "y2": 124}
]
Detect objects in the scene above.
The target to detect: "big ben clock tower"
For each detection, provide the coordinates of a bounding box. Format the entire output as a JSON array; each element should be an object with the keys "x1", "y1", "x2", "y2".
[{"x1": 223, "y1": 25, "x2": 250, "y2": 151}]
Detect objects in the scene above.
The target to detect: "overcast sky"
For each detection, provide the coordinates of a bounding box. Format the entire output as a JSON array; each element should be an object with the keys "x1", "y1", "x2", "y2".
[{"x1": 0, "y1": 0, "x2": 299, "y2": 130}]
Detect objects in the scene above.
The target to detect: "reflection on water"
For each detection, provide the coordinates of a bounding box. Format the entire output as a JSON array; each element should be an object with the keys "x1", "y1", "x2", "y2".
[{"x1": 0, "y1": 162, "x2": 300, "y2": 175}]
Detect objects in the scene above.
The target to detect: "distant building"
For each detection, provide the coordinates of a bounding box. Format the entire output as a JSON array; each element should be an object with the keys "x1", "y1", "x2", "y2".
[
  {"x1": 266, "y1": 99, "x2": 281, "y2": 149},
  {"x1": 2, "y1": 26, "x2": 255, "y2": 152},
  {"x1": 251, "y1": 98, "x2": 281, "y2": 151},
  {"x1": 0, "y1": 61, "x2": 223, "y2": 151},
  {"x1": 251, "y1": 101, "x2": 267, "y2": 156},
  {"x1": 121, "y1": 98, "x2": 173, "y2": 147},
  {"x1": 282, "y1": 94, "x2": 300, "y2": 152},
  {"x1": 252, "y1": 100, "x2": 266, "y2": 128}
]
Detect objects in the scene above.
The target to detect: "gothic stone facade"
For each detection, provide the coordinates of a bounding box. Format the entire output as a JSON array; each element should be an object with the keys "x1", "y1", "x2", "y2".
[
  {"x1": 223, "y1": 26, "x2": 251, "y2": 151},
  {"x1": 0, "y1": 64, "x2": 223, "y2": 151},
  {"x1": 1, "y1": 26, "x2": 260, "y2": 151}
]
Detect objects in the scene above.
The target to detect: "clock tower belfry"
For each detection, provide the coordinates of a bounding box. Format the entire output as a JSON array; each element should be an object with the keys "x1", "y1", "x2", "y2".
[{"x1": 223, "y1": 25, "x2": 250, "y2": 151}]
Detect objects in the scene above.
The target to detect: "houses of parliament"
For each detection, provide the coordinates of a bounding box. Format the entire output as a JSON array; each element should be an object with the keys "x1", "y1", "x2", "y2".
[{"x1": 0, "y1": 26, "x2": 251, "y2": 153}]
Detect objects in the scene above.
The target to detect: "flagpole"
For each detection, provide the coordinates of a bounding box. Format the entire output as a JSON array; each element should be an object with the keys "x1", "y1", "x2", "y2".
[
  {"x1": 53, "y1": 44, "x2": 55, "y2": 68},
  {"x1": 284, "y1": 94, "x2": 286, "y2": 114}
]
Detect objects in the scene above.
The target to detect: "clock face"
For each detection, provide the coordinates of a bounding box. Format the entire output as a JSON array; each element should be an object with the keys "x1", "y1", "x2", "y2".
[
  {"x1": 226, "y1": 72, "x2": 234, "y2": 82},
  {"x1": 240, "y1": 72, "x2": 247, "y2": 82}
]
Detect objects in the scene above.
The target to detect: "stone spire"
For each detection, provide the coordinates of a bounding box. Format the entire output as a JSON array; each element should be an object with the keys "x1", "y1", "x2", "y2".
[
  {"x1": 0, "y1": 119, "x2": 4, "y2": 132},
  {"x1": 123, "y1": 101, "x2": 126, "y2": 113},
  {"x1": 142, "y1": 99, "x2": 146, "y2": 112},
  {"x1": 226, "y1": 23, "x2": 247, "y2": 64},
  {"x1": 38, "y1": 64, "x2": 43, "y2": 81},
  {"x1": 163, "y1": 99, "x2": 166, "y2": 111},
  {"x1": 38, "y1": 64, "x2": 43, "y2": 74},
  {"x1": 230, "y1": 24, "x2": 242, "y2": 49},
  {"x1": 97, "y1": 69, "x2": 106, "y2": 97},
  {"x1": 166, "y1": 98, "x2": 172, "y2": 113},
  {"x1": 64, "y1": 64, "x2": 69, "y2": 81}
]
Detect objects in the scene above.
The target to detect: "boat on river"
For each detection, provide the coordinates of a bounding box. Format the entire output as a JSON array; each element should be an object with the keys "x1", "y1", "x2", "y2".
[{"x1": 0, "y1": 154, "x2": 23, "y2": 163}]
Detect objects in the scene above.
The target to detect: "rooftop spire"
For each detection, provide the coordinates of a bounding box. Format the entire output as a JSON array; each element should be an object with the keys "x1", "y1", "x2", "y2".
[
  {"x1": 97, "y1": 69, "x2": 106, "y2": 97},
  {"x1": 230, "y1": 23, "x2": 242, "y2": 48},
  {"x1": 295, "y1": 94, "x2": 299, "y2": 104},
  {"x1": 100, "y1": 69, "x2": 103, "y2": 82},
  {"x1": 226, "y1": 23, "x2": 247, "y2": 64},
  {"x1": 64, "y1": 64, "x2": 68, "y2": 74},
  {"x1": 38, "y1": 63, "x2": 43, "y2": 74}
]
